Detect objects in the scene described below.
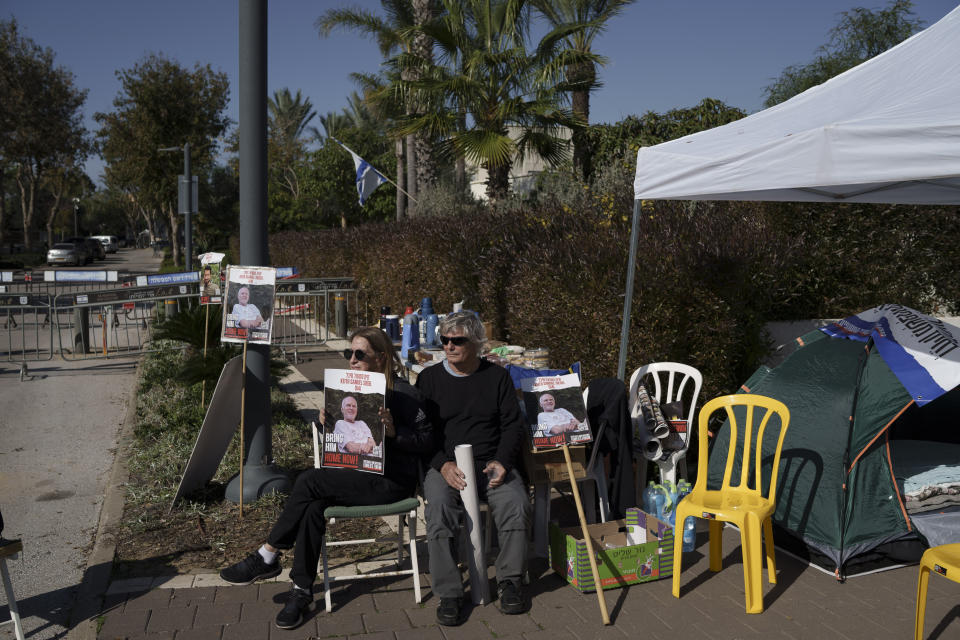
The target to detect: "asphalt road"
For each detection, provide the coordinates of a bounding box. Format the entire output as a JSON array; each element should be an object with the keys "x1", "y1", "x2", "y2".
[{"x1": 0, "y1": 248, "x2": 162, "y2": 640}]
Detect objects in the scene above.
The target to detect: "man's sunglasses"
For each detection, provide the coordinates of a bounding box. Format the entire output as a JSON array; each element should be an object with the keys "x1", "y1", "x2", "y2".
[
  {"x1": 440, "y1": 335, "x2": 470, "y2": 346},
  {"x1": 343, "y1": 348, "x2": 373, "y2": 361}
]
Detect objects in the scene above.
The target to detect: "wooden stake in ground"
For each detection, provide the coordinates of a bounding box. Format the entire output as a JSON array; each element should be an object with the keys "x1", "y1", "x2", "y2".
[
  {"x1": 239, "y1": 337, "x2": 248, "y2": 518},
  {"x1": 201, "y1": 305, "x2": 210, "y2": 409},
  {"x1": 562, "y1": 443, "x2": 610, "y2": 625}
]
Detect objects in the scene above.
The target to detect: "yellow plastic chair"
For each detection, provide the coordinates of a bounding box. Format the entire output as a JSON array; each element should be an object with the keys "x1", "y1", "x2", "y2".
[
  {"x1": 915, "y1": 543, "x2": 960, "y2": 639},
  {"x1": 672, "y1": 394, "x2": 790, "y2": 614}
]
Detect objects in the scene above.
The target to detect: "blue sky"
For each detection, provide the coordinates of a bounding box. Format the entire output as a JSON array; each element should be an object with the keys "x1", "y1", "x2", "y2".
[{"x1": 5, "y1": 1, "x2": 958, "y2": 185}]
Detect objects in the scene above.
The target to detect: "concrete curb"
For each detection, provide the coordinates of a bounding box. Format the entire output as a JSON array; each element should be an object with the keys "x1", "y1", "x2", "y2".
[{"x1": 67, "y1": 361, "x2": 140, "y2": 640}]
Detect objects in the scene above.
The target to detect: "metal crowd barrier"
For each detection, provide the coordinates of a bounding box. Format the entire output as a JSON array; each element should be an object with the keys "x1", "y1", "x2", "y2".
[
  {"x1": 53, "y1": 283, "x2": 197, "y2": 360},
  {"x1": 271, "y1": 279, "x2": 359, "y2": 360},
  {"x1": 1, "y1": 294, "x2": 55, "y2": 379},
  {"x1": 1, "y1": 275, "x2": 359, "y2": 366}
]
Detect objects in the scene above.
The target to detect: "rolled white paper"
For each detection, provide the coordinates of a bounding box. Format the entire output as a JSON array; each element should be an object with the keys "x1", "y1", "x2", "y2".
[
  {"x1": 454, "y1": 444, "x2": 490, "y2": 605},
  {"x1": 638, "y1": 431, "x2": 664, "y2": 461}
]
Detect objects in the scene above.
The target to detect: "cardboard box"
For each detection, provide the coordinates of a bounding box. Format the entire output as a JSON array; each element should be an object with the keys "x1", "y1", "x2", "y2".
[
  {"x1": 548, "y1": 509, "x2": 675, "y2": 592},
  {"x1": 523, "y1": 445, "x2": 587, "y2": 484}
]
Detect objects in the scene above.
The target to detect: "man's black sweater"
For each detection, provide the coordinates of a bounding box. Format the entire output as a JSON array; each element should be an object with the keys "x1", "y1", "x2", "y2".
[{"x1": 416, "y1": 359, "x2": 525, "y2": 474}]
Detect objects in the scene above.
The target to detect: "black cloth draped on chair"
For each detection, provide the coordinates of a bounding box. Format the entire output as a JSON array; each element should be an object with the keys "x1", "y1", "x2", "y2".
[{"x1": 585, "y1": 377, "x2": 636, "y2": 519}]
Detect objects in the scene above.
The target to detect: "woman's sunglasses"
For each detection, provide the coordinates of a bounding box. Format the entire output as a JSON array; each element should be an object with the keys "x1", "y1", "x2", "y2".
[
  {"x1": 440, "y1": 335, "x2": 470, "y2": 346},
  {"x1": 343, "y1": 348, "x2": 373, "y2": 361}
]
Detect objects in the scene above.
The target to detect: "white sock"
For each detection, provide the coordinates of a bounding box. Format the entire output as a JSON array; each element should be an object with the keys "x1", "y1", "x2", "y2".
[{"x1": 258, "y1": 545, "x2": 277, "y2": 565}]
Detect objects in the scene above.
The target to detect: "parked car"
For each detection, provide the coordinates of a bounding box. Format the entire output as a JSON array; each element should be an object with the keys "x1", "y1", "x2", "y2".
[
  {"x1": 91, "y1": 235, "x2": 119, "y2": 254},
  {"x1": 66, "y1": 236, "x2": 104, "y2": 261},
  {"x1": 47, "y1": 242, "x2": 84, "y2": 266}
]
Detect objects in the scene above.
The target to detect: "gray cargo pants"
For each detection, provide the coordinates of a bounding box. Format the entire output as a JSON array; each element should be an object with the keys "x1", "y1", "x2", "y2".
[{"x1": 423, "y1": 466, "x2": 531, "y2": 598}]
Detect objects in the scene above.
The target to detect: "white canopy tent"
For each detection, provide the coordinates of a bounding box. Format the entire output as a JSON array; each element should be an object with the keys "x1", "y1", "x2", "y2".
[{"x1": 617, "y1": 4, "x2": 960, "y2": 378}]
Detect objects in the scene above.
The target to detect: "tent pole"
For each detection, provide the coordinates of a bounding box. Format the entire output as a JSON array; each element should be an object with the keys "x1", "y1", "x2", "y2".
[{"x1": 617, "y1": 199, "x2": 642, "y2": 381}]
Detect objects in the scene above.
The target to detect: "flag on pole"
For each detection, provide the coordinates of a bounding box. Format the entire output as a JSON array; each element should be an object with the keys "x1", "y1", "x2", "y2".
[{"x1": 332, "y1": 138, "x2": 388, "y2": 206}]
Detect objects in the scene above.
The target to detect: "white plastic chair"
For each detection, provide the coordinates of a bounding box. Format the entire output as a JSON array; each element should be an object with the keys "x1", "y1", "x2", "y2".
[
  {"x1": 311, "y1": 423, "x2": 422, "y2": 613},
  {"x1": 628, "y1": 362, "x2": 703, "y2": 490},
  {"x1": 532, "y1": 388, "x2": 609, "y2": 556},
  {"x1": 0, "y1": 539, "x2": 24, "y2": 640}
]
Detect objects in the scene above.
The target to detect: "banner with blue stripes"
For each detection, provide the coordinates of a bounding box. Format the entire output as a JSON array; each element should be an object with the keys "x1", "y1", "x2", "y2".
[{"x1": 821, "y1": 304, "x2": 960, "y2": 405}]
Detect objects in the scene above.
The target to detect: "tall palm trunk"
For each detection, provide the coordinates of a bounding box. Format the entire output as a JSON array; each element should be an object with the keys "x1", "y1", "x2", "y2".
[
  {"x1": 411, "y1": 0, "x2": 437, "y2": 198},
  {"x1": 568, "y1": 61, "x2": 595, "y2": 181},
  {"x1": 485, "y1": 163, "x2": 511, "y2": 202},
  {"x1": 405, "y1": 132, "x2": 418, "y2": 209},
  {"x1": 455, "y1": 107, "x2": 467, "y2": 193},
  {"x1": 395, "y1": 138, "x2": 406, "y2": 220}
]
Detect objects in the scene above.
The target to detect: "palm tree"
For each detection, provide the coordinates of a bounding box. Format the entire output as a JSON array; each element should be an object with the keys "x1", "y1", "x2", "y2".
[
  {"x1": 531, "y1": 0, "x2": 635, "y2": 180},
  {"x1": 316, "y1": 0, "x2": 438, "y2": 215},
  {"x1": 315, "y1": 111, "x2": 353, "y2": 142},
  {"x1": 267, "y1": 88, "x2": 317, "y2": 201},
  {"x1": 268, "y1": 88, "x2": 316, "y2": 147},
  {"x1": 398, "y1": 0, "x2": 583, "y2": 201}
]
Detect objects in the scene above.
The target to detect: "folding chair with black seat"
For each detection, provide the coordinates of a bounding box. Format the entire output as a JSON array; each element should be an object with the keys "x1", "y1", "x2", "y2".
[{"x1": 311, "y1": 423, "x2": 422, "y2": 613}]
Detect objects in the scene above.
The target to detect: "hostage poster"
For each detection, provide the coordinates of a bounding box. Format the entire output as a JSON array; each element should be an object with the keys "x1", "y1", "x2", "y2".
[
  {"x1": 198, "y1": 252, "x2": 225, "y2": 305},
  {"x1": 321, "y1": 369, "x2": 386, "y2": 474},
  {"x1": 521, "y1": 373, "x2": 592, "y2": 449},
  {"x1": 221, "y1": 265, "x2": 276, "y2": 344}
]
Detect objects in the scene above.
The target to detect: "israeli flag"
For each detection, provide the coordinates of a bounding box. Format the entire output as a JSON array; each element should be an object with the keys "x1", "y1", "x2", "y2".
[
  {"x1": 333, "y1": 138, "x2": 388, "y2": 206},
  {"x1": 822, "y1": 304, "x2": 960, "y2": 405}
]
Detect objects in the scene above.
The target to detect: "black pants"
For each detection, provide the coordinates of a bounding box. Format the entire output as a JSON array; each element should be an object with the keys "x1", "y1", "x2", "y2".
[{"x1": 267, "y1": 468, "x2": 411, "y2": 590}]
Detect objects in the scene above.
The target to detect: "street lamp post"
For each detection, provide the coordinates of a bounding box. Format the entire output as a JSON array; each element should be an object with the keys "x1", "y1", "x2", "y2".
[{"x1": 72, "y1": 197, "x2": 80, "y2": 236}]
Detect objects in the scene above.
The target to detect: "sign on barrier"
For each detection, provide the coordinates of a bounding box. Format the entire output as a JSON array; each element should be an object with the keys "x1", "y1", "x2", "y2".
[
  {"x1": 138, "y1": 271, "x2": 200, "y2": 286},
  {"x1": 3, "y1": 275, "x2": 359, "y2": 361}
]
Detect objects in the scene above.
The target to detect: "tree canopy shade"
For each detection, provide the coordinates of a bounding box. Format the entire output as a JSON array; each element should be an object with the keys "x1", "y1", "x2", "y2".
[
  {"x1": 95, "y1": 54, "x2": 230, "y2": 266},
  {"x1": 317, "y1": 0, "x2": 438, "y2": 215},
  {"x1": 763, "y1": 0, "x2": 924, "y2": 107},
  {"x1": 0, "y1": 18, "x2": 88, "y2": 250},
  {"x1": 398, "y1": 0, "x2": 585, "y2": 201},
  {"x1": 530, "y1": 0, "x2": 635, "y2": 180},
  {"x1": 268, "y1": 88, "x2": 317, "y2": 204}
]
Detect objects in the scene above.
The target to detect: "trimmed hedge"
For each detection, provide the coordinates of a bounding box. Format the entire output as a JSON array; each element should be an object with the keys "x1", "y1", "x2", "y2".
[{"x1": 271, "y1": 186, "x2": 797, "y2": 401}]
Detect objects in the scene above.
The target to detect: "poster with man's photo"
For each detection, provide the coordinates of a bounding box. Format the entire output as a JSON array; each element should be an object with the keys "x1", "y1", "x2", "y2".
[
  {"x1": 198, "y1": 252, "x2": 225, "y2": 305},
  {"x1": 521, "y1": 373, "x2": 592, "y2": 449},
  {"x1": 220, "y1": 265, "x2": 276, "y2": 344},
  {"x1": 321, "y1": 369, "x2": 386, "y2": 474}
]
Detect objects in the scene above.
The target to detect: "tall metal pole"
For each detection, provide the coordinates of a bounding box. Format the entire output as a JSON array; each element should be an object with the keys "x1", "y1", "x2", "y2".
[
  {"x1": 183, "y1": 142, "x2": 192, "y2": 272},
  {"x1": 616, "y1": 199, "x2": 642, "y2": 381},
  {"x1": 226, "y1": 0, "x2": 290, "y2": 503}
]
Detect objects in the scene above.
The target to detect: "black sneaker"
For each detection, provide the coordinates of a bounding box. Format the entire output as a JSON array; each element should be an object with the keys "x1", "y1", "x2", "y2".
[
  {"x1": 276, "y1": 585, "x2": 313, "y2": 630},
  {"x1": 497, "y1": 580, "x2": 529, "y2": 614},
  {"x1": 219, "y1": 551, "x2": 282, "y2": 585},
  {"x1": 436, "y1": 596, "x2": 466, "y2": 626}
]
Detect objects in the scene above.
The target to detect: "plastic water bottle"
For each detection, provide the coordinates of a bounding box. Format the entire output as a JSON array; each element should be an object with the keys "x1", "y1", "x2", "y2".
[
  {"x1": 425, "y1": 313, "x2": 438, "y2": 347},
  {"x1": 641, "y1": 481, "x2": 658, "y2": 514},
  {"x1": 655, "y1": 481, "x2": 678, "y2": 526},
  {"x1": 651, "y1": 487, "x2": 666, "y2": 522},
  {"x1": 676, "y1": 480, "x2": 696, "y2": 552},
  {"x1": 682, "y1": 516, "x2": 696, "y2": 552},
  {"x1": 401, "y1": 313, "x2": 420, "y2": 360}
]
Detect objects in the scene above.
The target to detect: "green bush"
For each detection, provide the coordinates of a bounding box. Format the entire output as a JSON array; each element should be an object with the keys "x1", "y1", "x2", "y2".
[{"x1": 271, "y1": 176, "x2": 799, "y2": 401}]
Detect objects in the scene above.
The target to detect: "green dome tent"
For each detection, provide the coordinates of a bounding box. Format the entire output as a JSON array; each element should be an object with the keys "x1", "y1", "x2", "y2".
[{"x1": 709, "y1": 306, "x2": 960, "y2": 578}]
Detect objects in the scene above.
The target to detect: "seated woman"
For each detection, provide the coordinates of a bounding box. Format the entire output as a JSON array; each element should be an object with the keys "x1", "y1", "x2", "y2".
[{"x1": 219, "y1": 326, "x2": 432, "y2": 630}]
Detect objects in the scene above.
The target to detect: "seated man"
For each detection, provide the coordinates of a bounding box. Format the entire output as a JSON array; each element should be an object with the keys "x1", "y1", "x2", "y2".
[{"x1": 416, "y1": 311, "x2": 532, "y2": 626}]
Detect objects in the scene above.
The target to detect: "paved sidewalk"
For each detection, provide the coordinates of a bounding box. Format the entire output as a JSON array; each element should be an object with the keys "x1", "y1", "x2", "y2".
[
  {"x1": 91, "y1": 525, "x2": 959, "y2": 640},
  {"x1": 25, "y1": 341, "x2": 959, "y2": 640}
]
